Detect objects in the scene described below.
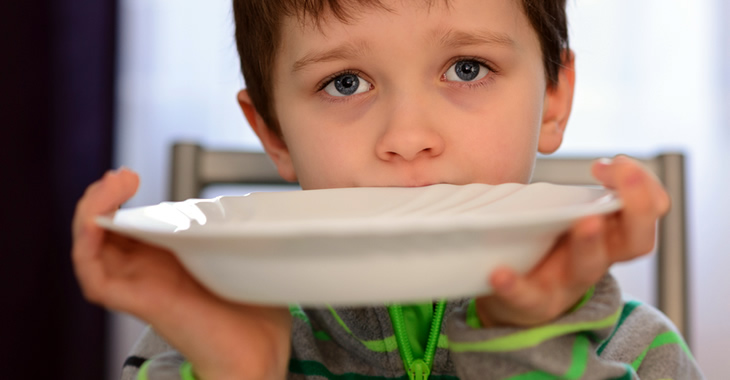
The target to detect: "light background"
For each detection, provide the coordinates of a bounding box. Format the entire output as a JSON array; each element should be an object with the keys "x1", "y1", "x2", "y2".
[{"x1": 110, "y1": 0, "x2": 729, "y2": 378}]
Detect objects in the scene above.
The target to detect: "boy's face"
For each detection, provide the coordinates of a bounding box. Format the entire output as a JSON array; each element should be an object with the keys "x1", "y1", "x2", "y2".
[{"x1": 243, "y1": 0, "x2": 574, "y2": 190}]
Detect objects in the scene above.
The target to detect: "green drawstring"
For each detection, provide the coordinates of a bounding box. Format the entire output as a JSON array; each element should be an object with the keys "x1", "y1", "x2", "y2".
[{"x1": 388, "y1": 300, "x2": 447, "y2": 380}]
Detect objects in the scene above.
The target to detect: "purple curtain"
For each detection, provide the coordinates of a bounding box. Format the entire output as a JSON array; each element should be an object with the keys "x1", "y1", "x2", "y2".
[{"x1": 2, "y1": 0, "x2": 117, "y2": 379}]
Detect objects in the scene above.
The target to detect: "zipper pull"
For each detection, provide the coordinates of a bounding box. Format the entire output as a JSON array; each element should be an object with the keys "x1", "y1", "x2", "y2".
[{"x1": 409, "y1": 359, "x2": 430, "y2": 380}]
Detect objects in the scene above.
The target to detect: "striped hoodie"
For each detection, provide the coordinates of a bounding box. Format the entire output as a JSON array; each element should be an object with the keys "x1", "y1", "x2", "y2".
[{"x1": 122, "y1": 275, "x2": 703, "y2": 379}]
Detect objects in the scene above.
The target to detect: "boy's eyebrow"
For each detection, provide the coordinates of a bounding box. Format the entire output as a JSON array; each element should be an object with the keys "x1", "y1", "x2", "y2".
[
  {"x1": 435, "y1": 28, "x2": 516, "y2": 49},
  {"x1": 292, "y1": 41, "x2": 371, "y2": 72},
  {"x1": 291, "y1": 29, "x2": 514, "y2": 73}
]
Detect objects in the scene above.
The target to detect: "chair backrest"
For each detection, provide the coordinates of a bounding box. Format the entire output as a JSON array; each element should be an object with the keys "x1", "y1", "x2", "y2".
[{"x1": 169, "y1": 142, "x2": 689, "y2": 340}]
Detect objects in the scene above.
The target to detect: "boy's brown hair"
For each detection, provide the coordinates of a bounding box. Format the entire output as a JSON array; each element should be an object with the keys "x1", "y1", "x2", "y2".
[{"x1": 233, "y1": 0, "x2": 569, "y2": 134}]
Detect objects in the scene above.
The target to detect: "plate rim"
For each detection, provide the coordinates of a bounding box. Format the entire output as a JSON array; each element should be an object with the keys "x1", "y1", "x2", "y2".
[{"x1": 96, "y1": 184, "x2": 622, "y2": 239}]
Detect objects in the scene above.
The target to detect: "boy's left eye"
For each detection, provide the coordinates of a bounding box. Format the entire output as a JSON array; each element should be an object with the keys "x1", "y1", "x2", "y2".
[
  {"x1": 322, "y1": 73, "x2": 373, "y2": 97},
  {"x1": 444, "y1": 59, "x2": 489, "y2": 82}
]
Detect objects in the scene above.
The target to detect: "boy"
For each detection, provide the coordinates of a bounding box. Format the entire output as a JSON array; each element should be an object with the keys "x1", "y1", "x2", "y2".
[{"x1": 72, "y1": 0, "x2": 703, "y2": 378}]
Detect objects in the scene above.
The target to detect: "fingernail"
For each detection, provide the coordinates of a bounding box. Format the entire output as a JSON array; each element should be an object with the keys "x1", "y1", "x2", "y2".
[
  {"x1": 596, "y1": 158, "x2": 612, "y2": 166},
  {"x1": 592, "y1": 158, "x2": 611, "y2": 181},
  {"x1": 595, "y1": 158, "x2": 611, "y2": 171}
]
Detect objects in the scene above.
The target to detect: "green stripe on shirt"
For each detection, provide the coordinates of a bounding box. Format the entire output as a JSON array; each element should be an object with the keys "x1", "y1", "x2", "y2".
[
  {"x1": 290, "y1": 304, "x2": 333, "y2": 341},
  {"x1": 449, "y1": 307, "x2": 621, "y2": 352},
  {"x1": 597, "y1": 300, "x2": 641, "y2": 355},
  {"x1": 465, "y1": 298, "x2": 481, "y2": 329},
  {"x1": 631, "y1": 330, "x2": 692, "y2": 371},
  {"x1": 608, "y1": 364, "x2": 637, "y2": 380},
  {"x1": 503, "y1": 334, "x2": 591, "y2": 380},
  {"x1": 136, "y1": 360, "x2": 151, "y2": 380},
  {"x1": 327, "y1": 306, "x2": 399, "y2": 352}
]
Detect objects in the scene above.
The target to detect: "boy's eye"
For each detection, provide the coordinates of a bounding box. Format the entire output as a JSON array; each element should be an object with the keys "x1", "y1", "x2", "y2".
[
  {"x1": 444, "y1": 60, "x2": 489, "y2": 82},
  {"x1": 323, "y1": 73, "x2": 373, "y2": 97}
]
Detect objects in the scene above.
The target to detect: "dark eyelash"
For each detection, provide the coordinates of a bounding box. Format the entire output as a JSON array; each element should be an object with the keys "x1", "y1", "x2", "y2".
[
  {"x1": 316, "y1": 69, "x2": 363, "y2": 92},
  {"x1": 451, "y1": 56, "x2": 498, "y2": 74}
]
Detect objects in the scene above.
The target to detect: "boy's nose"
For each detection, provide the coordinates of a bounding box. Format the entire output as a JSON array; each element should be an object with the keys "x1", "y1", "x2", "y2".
[{"x1": 375, "y1": 104, "x2": 445, "y2": 162}]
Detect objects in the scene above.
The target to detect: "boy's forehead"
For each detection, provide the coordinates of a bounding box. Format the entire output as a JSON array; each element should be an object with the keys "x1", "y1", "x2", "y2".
[{"x1": 277, "y1": 0, "x2": 538, "y2": 71}]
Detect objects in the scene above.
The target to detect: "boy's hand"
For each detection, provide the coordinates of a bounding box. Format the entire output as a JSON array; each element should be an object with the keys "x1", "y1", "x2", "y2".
[
  {"x1": 72, "y1": 169, "x2": 292, "y2": 379},
  {"x1": 475, "y1": 155, "x2": 670, "y2": 327}
]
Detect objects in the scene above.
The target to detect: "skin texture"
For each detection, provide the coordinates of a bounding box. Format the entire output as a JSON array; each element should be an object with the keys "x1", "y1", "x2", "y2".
[
  {"x1": 72, "y1": 0, "x2": 670, "y2": 378},
  {"x1": 256, "y1": 0, "x2": 565, "y2": 189}
]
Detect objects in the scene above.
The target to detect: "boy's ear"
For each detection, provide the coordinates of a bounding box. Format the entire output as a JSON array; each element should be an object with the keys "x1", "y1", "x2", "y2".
[
  {"x1": 538, "y1": 50, "x2": 576, "y2": 154},
  {"x1": 237, "y1": 90, "x2": 297, "y2": 182}
]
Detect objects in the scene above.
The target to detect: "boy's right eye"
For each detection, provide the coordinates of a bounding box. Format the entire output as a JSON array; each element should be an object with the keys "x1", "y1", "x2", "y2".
[{"x1": 322, "y1": 72, "x2": 373, "y2": 97}]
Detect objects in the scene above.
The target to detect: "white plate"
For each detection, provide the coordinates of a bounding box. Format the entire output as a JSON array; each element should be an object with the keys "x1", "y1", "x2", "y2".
[{"x1": 96, "y1": 183, "x2": 621, "y2": 306}]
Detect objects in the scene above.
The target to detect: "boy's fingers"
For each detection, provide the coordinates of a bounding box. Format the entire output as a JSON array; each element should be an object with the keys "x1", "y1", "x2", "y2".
[
  {"x1": 75, "y1": 237, "x2": 120, "y2": 303},
  {"x1": 72, "y1": 168, "x2": 139, "y2": 271},
  {"x1": 568, "y1": 216, "x2": 607, "y2": 286},
  {"x1": 73, "y1": 168, "x2": 139, "y2": 238},
  {"x1": 592, "y1": 155, "x2": 657, "y2": 187},
  {"x1": 83, "y1": 168, "x2": 140, "y2": 216},
  {"x1": 72, "y1": 168, "x2": 140, "y2": 299},
  {"x1": 593, "y1": 156, "x2": 669, "y2": 214},
  {"x1": 592, "y1": 156, "x2": 665, "y2": 256},
  {"x1": 490, "y1": 267, "x2": 544, "y2": 311},
  {"x1": 479, "y1": 216, "x2": 614, "y2": 327},
  {"x1": 500, "y1": 218, "x2": 605, "y2": 308},
  {"x1": 613, "y1": 169, "x2": 662, "y2": 255}
]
